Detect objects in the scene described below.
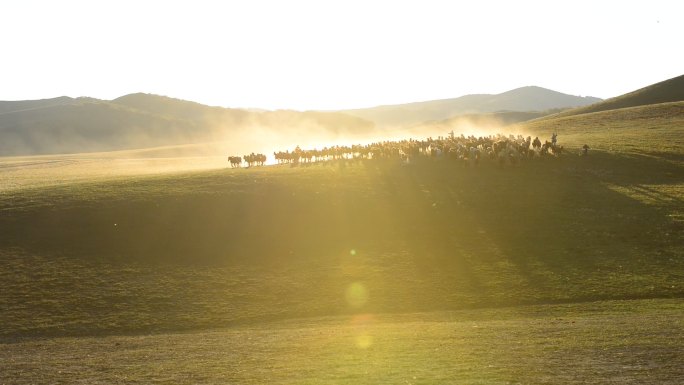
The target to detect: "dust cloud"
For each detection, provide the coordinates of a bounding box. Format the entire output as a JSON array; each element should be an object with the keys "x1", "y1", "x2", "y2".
[{"x1": 0, "y1": 109, "x2": 537, "y2": 191}]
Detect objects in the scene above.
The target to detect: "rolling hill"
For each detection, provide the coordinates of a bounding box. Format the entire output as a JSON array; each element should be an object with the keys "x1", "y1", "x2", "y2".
[
  {"x1": 0, "y1": 101, "x2": 203, "y2": 156},
  {"x1": 0, "y1": 94, "x2": 376, "y2": 156},
  {"x1": 519, "y1": 101, "x2": 684, "y2": 155},
  {"x1": 0, "y1": 86, "x2": 606, "y2": 157},
  {"x1": 0, "y1": 96, "x2": 82, "y2": 115},
  {"x1": 342, "y1": 86, "x2": 602, "y2": 127},
  {"x1": 513, "y1": 73, "x2": 684, "y2": 157},
  {"x1": 545, "y1": 73, "x2": 684, "y2": 119}
]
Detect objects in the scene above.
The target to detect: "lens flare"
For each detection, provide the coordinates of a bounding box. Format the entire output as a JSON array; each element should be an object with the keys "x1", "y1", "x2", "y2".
[
  {"x1": 345, "y1": 282, "x2": 368, "y2": 308},
  {"x1": 356, "y1": 333, "x2": 373, "y2": 349},
  {"x1": 350, "y1": 314, "x2": 375, "y2": 349}
]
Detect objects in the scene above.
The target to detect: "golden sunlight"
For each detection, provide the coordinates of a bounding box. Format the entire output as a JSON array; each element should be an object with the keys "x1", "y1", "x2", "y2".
[
  {"x1": 345, "y1": 282, "x2": 368, "y2": 309},
  {"x1": 351, "y1": 314, "x2": 376, "y2": 349}
]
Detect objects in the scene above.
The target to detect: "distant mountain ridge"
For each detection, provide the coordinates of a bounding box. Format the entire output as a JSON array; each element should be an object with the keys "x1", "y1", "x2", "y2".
[
  {"x1": 8, "y1": 75, "x2": 684, "y2": 157},
  {"x1": 0, "y1": 96, "x2": 78, "y2": 115},
  {"x1": 341, "y1": 86, "x2": 602, "y2": 127},
  {"x1": 0, "y1": 94, "x2": 375, "y2": 156}
]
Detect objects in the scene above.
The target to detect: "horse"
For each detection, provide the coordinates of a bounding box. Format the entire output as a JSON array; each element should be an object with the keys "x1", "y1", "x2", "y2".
[
  {"x1": 228, "y1": 156, "x2": 242, "y2": 168},
  {"x1": 550, "y1": 144, "x2": 563, "y2": 156},
  {"x1": 532, "y1": 137, "x2": 542, "y2": 149},
  {"x1": 582, "y1": 144, "x2": 590, "y2": 156}
]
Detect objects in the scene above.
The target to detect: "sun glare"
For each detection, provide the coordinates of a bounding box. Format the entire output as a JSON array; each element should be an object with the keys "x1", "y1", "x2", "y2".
[
  {"x1": 356, "y1": 334, "x2": 373, "y2": 349},
  {"x1": 345, "y1": 282, "x2": 369, "y2": 309},
  {"x1": 350, "y1": 314, "x2": 376, "y2": 349}
]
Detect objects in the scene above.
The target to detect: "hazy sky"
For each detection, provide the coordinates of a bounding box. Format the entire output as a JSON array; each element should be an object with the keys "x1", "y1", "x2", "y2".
[{"x1": 1, "y1": 0, "x2": 682, "y2": 110}]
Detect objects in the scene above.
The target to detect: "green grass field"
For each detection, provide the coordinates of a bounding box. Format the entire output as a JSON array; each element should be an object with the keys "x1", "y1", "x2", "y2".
[{"x1": 1, "y1": 101, "x2": 683, "y2": 383}]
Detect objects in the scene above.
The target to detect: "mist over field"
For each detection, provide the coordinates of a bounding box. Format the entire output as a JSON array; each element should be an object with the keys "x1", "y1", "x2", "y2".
[
  {"x1": 0, "y1": 86, "x2": 601, "y2": 161},
  {"x1": 0, "y1": 96, "x2": 374, "y2": 158},
  {"x1": 0, "y1": 111, "x2": 542, "y2": 190}
]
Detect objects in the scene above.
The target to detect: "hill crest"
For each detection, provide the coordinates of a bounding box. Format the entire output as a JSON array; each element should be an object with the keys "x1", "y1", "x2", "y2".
[
  {"x1": 545, "y1": 73, "x2": 684, "y2": 119},
  {"x1": 0, "y1": 93, "x2": 376, "y2": 156},
  {"x1": 341, "y1": 86, "x2": 601, "y2": 127}
]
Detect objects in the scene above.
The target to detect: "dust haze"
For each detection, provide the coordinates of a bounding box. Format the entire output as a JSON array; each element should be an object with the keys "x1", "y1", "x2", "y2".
[{"x1": 0, "y1": 102, "x2": 536, "y2": 192}]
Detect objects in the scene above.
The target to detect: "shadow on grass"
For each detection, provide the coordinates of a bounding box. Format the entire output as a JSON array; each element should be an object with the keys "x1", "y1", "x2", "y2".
[{"x1": 0, "y1": 152, "x2": 682, "y2": 337}]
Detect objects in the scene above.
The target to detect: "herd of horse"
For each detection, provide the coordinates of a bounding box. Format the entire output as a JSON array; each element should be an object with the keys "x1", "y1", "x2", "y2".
[
  {"x1": 228, "y1": 133, "x2": 567, "y2": 168},
  {"x1": 229, "y1": 153, "x2": 266, "y2": 167}
]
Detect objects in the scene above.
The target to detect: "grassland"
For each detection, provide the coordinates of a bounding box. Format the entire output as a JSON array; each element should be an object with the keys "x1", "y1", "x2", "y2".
[
  {"x1": 2, "y1": 299, "x2": 682, "y2": 384},
  {"x1": 1, "y1": 101, "x2": 683, "y2": 383},
  {"x1": 549, "y1": 74, "x2": 684, "y2": 118},
  {"x1": 519, "y1": 101, "x2": 684, "y2": 155},
  {"x1": 1, "y1": 151, "x2": 682, "y2": 338}
]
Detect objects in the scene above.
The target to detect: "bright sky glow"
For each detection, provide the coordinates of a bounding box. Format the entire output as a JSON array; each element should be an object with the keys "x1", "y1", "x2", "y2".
[{"x1": 1, "y1": 0, "x2": 682, "y2": 110}]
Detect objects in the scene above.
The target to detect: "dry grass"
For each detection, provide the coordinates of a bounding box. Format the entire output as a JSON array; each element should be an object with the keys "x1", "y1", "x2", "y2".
[
  {"x1": 1, "y1": 299, "x2": 682, "y2": 385},
  {"x1": 518, "y1": 101, "x2": 684, "y2": 156}
]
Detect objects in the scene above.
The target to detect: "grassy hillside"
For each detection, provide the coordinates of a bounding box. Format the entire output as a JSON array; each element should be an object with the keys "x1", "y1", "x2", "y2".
[
  {"x1": 1, "y1": 143, "x2": 682, "y2": 338},
  {"x1": 548, "y1": 73, "x2": 684, "y2": 118},
  {"x1": 518, "y1": 101, "x2": 684, "y2": 155}
]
